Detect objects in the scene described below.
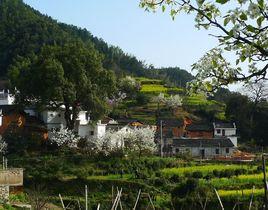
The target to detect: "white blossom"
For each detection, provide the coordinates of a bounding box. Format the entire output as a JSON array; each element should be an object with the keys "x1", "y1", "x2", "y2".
[
  {"x1": 165, "y1": 94, "x2": 183, "y2": 108},
  {"x1": 86, "y1": 127, "x2": 156, "y2": 156},
  {"x1": 50, "y1": 128, "x2": 80, "y2": 148}
]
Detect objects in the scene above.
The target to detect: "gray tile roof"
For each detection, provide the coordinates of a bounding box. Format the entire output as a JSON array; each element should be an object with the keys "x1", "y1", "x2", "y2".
[
  {"x1": 186, "y1": 124, "x2": 213, "y2": 131},
  {"x1": 214, "y1": 122, "x2": 235, "y2": 128},
  {"x1": 172, "y1": 138, "x2": 234, "y2": 147}
]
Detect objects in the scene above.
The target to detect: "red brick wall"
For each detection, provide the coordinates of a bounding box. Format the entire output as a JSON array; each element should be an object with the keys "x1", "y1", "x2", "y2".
[{"x1": 186, "y1": 131, "x2": 213, "y2": 138}]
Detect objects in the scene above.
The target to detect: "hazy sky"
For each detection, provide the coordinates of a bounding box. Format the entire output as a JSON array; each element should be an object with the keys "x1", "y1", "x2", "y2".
[{"x1": 23, "y1": 0, "x2": 218, "y2": 73}]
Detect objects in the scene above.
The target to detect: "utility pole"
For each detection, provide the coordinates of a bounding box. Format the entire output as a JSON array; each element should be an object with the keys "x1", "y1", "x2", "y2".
[
  {"x1": 160, "y1": 120, "x2": 163, "y2": 157},
  {"x1": 85, "y1": 185, "x2": 88, "y2": 210}
]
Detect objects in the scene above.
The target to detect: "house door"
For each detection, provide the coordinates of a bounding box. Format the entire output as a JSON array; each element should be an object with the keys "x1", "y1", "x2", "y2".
[{"x1": 200, "y1": 149, "x2": 205, "y2": 159}]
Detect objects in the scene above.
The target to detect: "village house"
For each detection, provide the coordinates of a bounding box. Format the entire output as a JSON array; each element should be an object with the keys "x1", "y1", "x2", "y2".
[
  {"x1": 106, "y1": 118, "x2": 149, "y2": 132},
  {"x1": 0, "y1": 81, "x2": 15, "y2": 106},
  {"x1": 169, "y1": 137, "x2": 235, "y2": 158},
  {"x1": 156, "y1": 118, "x2": 184, "y2": 144},
  {"x1": 185, "y1": 123, "x2": 214, "y2": 139},
  {"x1": 0, "y1": 105, "x2": 48, "y2": 140},
  {"x1": 36, "y1": 108, "x2": 107, "y2": 139},
  {"x1": 213, "y1": 122, "x2": 238, "y2": 147}
]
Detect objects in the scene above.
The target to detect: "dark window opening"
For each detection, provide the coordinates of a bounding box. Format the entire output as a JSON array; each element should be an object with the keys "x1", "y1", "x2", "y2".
[
  {"x1": 90, "y1": 131, "x2": 94, "y2": 136},
  {"x1": 222, "y1": 129, "x2": 225, "y2": 136},
  {"x1": 226, "y1": 148, "x2": 229, "y2": 153},
  {"x1": 86, "y1": 112, "x2": 90, "y2": 121},
  {"x1": 175, "y1": 148, "x2": 179, "y2": 153},
  {"x1": 215, "y1": 149, "x2": 219, "y2": 154},
  {"x1": 217, "y1": 129, "x2": 221, "y2": 134}
]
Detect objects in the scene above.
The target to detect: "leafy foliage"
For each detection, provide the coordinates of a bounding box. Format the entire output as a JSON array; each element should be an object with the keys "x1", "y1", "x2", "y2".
[
  {"x1": 140, "y1": 0, "x2": 268, "y2": 90},
  {"x1": 9, "y1": 41, "x2": 116, "y2": 129}
]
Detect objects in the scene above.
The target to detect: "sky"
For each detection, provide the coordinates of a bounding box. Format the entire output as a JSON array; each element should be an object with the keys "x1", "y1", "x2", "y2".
[{"x1": 23, "y1": 0, "x2": 217, "y2": 72}]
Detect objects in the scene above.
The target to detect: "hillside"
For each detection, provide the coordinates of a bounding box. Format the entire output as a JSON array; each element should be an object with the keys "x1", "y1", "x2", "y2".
[
  {"x1": 111, "y1": 77, "x2": 226, "y2": 124},
  {"x1": 0, "y1": 0, "x2": 193, "y2": 87}
]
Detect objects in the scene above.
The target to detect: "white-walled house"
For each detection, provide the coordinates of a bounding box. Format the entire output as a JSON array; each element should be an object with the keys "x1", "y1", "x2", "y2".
[
  {"x1": 78, "y1": 120, "x2": 107, "y2": 139},
  {"x1": 169, "y1": 138, "x2": 235, "y2": 158},
  {"x1": 40, "y1": 109, "x2": 66, "y2": 132},
  {"x1": 39, "y1": 109, "x2": 107, "y2": 139},
  {"x1": 0, "y1": 81, "x2": 15, "y2": 105},
  {"x1": 213, "y1": 122, "x2": 238, "y2": 147}
]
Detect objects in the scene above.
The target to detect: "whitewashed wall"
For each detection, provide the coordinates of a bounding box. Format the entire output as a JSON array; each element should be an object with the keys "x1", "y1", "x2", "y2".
[{"x1": 173, "y1": 146, "x2": 234, "y2": 158}]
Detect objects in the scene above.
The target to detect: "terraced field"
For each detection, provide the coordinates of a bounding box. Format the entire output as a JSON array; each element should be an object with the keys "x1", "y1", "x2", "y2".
[{"x1": 161, "y1": 164, "x2": 265, "y2": 202}]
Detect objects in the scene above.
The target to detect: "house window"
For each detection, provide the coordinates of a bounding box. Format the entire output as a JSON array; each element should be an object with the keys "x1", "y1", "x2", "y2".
[
  {"x1": 226, "y1": 148, "x2": 229, "y2": 154},
  {"x1": 90, "y1": 131, "x2": 94, "y2": 136},
  {"x1": 50, "y1": 113, "x2": 54, "y2": 117},
  {"x1": 175, "y1": 148, "x2": 179, "y2": 153},
  {"x1": 216, "y1": 129, "x2": 221, "y2": 134},
  {"x1": 85, "y1": 112, "x2": 90, "y2": 121},
  {"x1": 222, "y1": 129, "x2": 225, "y2": 136},
  {"x1": 215, "y1": 149, "x2": 219, "y2": 154}
]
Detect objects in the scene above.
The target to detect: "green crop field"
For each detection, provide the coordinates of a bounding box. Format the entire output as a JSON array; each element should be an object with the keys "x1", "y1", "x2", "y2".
[
  {"x1": 141, "y1": 84, "x2": 168, "y2": 93},
  {"x1": 140, "y1": 84, "x2": 183, "y2": 94},
  {"x1": 161, "y1": 164, "x2": 253, "y2": 177},
  {"x1": 218, "y1": 188, "x2": 264, "y2": 200},
  {"x1": 199, "y1": 173, "x2": 264, "y2": 190}
]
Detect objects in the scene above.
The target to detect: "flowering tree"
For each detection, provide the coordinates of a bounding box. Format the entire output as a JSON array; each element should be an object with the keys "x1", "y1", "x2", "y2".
[
  {"x1": 154, "y1": 93, "x2": 183, "y2": 109},
  {"x1": 165, "y1": 94, "x2": 183, "y2": 109},
  {"x1": 86, "y1": 127, "x2": 156, "y2": 156},
  {"x1": 131, "y1": 127, "x2": 157, "y2": 157},
  {"x1": 50, "y1": 128, "x2": 80, "y2": 148},
  {"x1": 154, "y1": 93, "x2": 166, "y2": 103},
  {"x1": 140, "y1": 0, "x2": 268, "y2": 91}
]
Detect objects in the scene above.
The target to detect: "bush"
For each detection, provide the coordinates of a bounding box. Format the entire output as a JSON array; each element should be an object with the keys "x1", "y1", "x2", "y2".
[
  {"x1": 169, "y1": 174, "x2": 182, "y2": 183},
  {"x1": 220, "y1": 169, "x2": 235, "y2": 178},
  {"x1": 213, "y1": 169, "x2": 220, "y2": 177},
  {"x1": 192, "y1": 171, "x2": 203, "y2": 179},
  {"x1": 135, "y1": 93, "x2": 150, "y2": 105}
]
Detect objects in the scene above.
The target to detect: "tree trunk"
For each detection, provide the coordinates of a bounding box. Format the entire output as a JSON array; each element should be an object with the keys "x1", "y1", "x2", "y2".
[{"x1": 64, "y1": 103, "x2": 78, "y2": 130}]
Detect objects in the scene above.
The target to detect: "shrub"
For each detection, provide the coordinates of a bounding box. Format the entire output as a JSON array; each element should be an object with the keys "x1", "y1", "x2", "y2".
[
  {"x1": 192, "y1": 171, "x2": 203, "y2": 179},
  {"x1": 213, "y1": 169, "x2": 220, "y2": 177},
  {"x1": 153, "y1": 177, "x2": 166, "y2": 187},
  {"x1": 169, "y1": 174, "x2": 182, "y2": 183},
  {"x1": 136, "y1": 93, "x2": 150, "y2": 105}
]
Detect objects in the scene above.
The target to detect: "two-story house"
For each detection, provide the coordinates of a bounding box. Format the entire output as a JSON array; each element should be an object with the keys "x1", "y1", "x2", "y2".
[{"x1": 213, "y1": 122, "x2": 238, "y2": 147}]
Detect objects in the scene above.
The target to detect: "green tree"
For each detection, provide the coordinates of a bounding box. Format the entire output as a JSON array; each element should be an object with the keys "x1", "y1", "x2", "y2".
[
  {"x1": 9, "y1": 41, "x2": 116, "y2": 130},
  {"x1": 225, "y1": 93, "x2": 251, "y2": 141},
  {"x1": 140, "y1": 0, "x2": 268, "y2": 90}
]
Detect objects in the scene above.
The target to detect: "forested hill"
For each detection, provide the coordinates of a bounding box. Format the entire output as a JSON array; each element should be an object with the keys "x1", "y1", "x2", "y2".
[{"x1": 0, "y1": 0, "x2": 193, "y2": 86}]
